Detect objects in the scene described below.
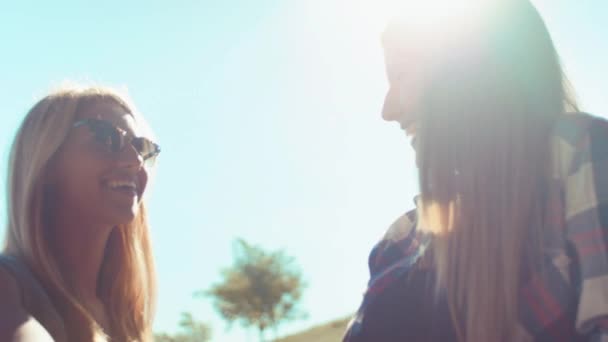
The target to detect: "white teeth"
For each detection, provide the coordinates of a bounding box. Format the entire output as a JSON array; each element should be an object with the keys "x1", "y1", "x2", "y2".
[{"x1": 106, "y1": 180, "x2": 137, "y2": 190}]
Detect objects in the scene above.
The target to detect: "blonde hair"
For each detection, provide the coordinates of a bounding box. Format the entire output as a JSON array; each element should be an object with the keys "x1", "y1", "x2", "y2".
[
  {"x1": 387, "y1": 0, "x2": 577, "y2": 341},
  {"x1": 3, "y1": 85, "x2": 157, "y2": 341}
]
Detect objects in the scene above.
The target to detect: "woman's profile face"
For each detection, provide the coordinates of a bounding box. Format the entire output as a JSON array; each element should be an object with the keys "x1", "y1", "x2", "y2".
[
  {"x1": 381, "y1": 28, "x2": 441, "y2": 140},
  {"x1": 46, "y1": 99, "x2": 149, "y2": 227},
  {"x1": 382, "y1": 41, "x2": 424, "y2": 139}
]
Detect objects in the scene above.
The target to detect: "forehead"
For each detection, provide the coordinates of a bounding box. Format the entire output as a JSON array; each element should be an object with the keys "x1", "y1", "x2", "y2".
[
  {"x1": 382, "y1": 30, "x2": 446, "y2": 81},
  {"x1": 383, "y1": 31, "x2": 431, "y2": 62},
  {"x1": 76, "y1": 99, "x2": 140, "y2": 136}
]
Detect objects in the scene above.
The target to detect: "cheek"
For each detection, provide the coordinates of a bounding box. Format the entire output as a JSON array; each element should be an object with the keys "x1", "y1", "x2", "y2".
[
  {"x1": 138, "y1": 169, "x2": 149, "y2": 199},
  {"x1": 52, "y1": 153, "x2": 103, "y2": 201},
  {"x1": 383, "y1": 79, "x2": 426, "y2": 122}
]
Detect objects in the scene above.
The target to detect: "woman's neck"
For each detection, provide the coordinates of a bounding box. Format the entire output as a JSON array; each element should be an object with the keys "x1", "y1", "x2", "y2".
[{"x1": 49, "y1": 218, "x2": 113, "y2": 302}]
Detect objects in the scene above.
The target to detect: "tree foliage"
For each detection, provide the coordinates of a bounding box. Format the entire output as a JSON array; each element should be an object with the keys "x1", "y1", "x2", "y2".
[
  {"x1": 154, "y1": 312, "x2": 212, "y2": 342},
  {"x1": 203, "y1": 239, "x2": 306, "y2": 340}
]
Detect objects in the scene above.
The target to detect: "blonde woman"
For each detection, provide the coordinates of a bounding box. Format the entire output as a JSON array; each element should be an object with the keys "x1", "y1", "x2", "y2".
[
  {"x1": 0, "y1": 86, "x2": 160, "y2": 341},
  {"x1": 345, "y1": 0, "x2": 608, "y2": 341}
]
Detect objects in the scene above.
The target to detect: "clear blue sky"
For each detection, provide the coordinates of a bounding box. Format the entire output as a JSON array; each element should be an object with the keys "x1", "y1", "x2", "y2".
[{"x1": 0, "y1": 1, "x2": 606, "y2": 341}]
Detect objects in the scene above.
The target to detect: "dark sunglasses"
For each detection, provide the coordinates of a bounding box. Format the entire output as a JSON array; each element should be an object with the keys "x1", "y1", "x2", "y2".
[{"x1": 73, "y1": 118, "x2": 161, "y2": 164}]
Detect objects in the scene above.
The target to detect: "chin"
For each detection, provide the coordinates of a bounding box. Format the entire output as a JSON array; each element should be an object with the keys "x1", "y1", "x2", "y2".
[{"x1": 108, "y1": 207, "x2": 140, "y2": 226}]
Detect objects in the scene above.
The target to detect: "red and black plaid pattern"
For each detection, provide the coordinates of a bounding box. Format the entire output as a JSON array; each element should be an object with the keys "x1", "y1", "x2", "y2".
[{"x1": 344, "y1": 113, "x2": 608, "y2": 341}]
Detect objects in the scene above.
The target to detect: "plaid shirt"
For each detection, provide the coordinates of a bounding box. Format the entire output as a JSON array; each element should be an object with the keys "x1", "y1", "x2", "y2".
[{"x1": 344, "y1": 113, "x2": 608, "y2": 342}]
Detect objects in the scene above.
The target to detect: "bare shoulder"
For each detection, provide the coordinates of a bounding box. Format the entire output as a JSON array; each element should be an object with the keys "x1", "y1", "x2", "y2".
[{"x1": 0, "y1": 266, "x2": 54, "y2": 341}]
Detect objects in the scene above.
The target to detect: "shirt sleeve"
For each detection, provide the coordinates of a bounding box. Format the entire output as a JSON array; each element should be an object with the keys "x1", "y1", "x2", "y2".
[
  {"x1": 368, "y1": 211, "x2": 418, "y2": 279},
  {"x1": 561, "y1": 115, "x2": 608, "y2": 339},
  {"x1": 343, "y1": 211, "x2": 425, "y2": 341}
]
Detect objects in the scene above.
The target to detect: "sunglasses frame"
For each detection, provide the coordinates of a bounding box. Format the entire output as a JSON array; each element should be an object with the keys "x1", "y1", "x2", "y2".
[{"x1": 72, "y1": 118, "x2": 161, "y2": 163}]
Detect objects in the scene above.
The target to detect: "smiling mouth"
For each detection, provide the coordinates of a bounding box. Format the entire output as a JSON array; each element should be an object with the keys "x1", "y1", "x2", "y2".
[
  {"x1": 108, "y1": 186, "x2": 138, "y2": 197},
  {"x1": 401, "y1": 122, "x2": 417, "y2": 137},
  {"x1": 103, "y1": 180, "x2": 139, "y2": 197}
]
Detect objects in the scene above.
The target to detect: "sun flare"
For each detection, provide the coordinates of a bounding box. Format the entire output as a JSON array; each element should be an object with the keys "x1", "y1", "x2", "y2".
[{"x1": 351, "y1": 0, "x2": 491, "y2": 35}]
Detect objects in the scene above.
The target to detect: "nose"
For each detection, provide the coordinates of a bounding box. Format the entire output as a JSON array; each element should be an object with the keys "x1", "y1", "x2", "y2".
[
  {"x1": 117, "y1": 141, "x2": 145, "y2": 171},
  {"x1": 382, "y1": 86, "x2": 402, "y2": 122}
]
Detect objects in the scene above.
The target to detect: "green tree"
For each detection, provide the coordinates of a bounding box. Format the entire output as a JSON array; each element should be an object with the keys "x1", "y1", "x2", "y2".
[
  {"x1": 154, "y1": 312, "x2": 212, "y2": 342},
  {"x1": 202, "y1": 239, "x2": 306, "y2": 341}
]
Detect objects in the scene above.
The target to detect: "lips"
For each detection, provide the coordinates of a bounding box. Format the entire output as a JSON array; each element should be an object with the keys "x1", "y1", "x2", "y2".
[
  {"x1": 102, "y1": 178, "x2": 140, "y2": 198},
  {"x1": 400, "y1": 121, "x2": 417, "y2": 137}
]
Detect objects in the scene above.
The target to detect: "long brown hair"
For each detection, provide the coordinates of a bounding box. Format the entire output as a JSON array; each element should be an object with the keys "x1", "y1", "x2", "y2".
[
  {"x1": 4, "y1": 85, "x2": 157, "y2": 341},
  {"x1": 389, "y1": 1, "x2": 578, "y2": 341}
]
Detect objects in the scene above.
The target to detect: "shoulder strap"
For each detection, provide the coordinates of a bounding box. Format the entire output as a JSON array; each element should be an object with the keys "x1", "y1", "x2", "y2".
[{"x1": 0, "y1": 254, "x2": 67, "y2": 342}]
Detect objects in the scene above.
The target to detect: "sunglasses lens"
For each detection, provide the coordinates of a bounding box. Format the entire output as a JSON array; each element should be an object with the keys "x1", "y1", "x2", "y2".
[
  {"x1": 92, "y1": 122, "x2": 122, "y2": 153},
  {"x1": 78, "y1": 119, "x2": 159, "y2": 164},
  {"x1": 132, "y1": 137, "x2": 159, "y2": 161}
]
